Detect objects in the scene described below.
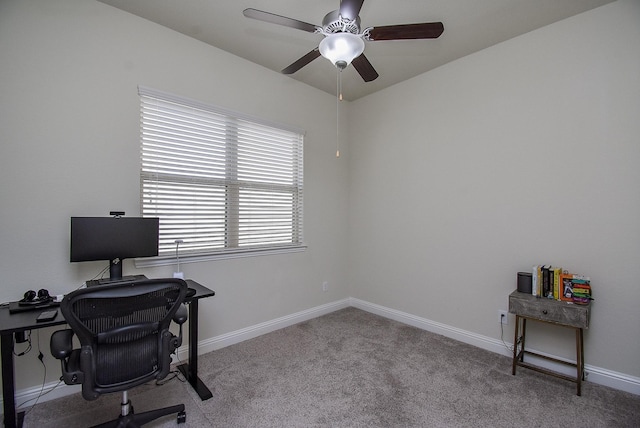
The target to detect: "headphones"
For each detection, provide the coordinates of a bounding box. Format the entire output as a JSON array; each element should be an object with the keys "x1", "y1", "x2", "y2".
[{"x1": 20, "y1": 288, "x2": 52, "y2": 305}]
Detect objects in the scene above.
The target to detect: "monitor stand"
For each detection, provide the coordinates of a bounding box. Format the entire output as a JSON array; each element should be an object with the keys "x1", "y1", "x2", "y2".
[{"x1": 86, "y1": 275, "x2": 147, "y2": 287}]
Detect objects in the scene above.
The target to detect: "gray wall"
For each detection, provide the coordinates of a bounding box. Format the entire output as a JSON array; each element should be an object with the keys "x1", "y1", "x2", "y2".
[
  {"x1": 348, "y1": 0, "x2": 640, "y2": 379},
  {"x1": 0, "y1": 0, "x2": 350, "y2": 391}
]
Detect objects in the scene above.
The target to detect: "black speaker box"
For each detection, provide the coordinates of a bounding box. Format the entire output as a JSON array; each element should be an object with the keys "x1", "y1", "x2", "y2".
[{"x1": 517, "y1": 272, "x2": 532, "y2": 293}]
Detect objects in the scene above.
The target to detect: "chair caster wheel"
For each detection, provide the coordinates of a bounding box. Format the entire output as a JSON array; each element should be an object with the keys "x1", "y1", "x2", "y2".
[{"x1": 177, "y1": 411, "x2": 186, "y2": 424}]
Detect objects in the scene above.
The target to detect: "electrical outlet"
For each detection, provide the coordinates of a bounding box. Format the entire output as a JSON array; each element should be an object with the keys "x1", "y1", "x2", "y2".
[
  {"x1": 498, "y1": 310, "x2": 508, "y2": 325},
  {"x1": 322, "y1": 281, "x2": 328, "y2": 292}
]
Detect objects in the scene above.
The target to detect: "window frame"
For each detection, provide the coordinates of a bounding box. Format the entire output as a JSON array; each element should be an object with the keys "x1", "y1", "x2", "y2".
[{"x1": 136, "y1": 86, "x2": 305, "y2": 268}]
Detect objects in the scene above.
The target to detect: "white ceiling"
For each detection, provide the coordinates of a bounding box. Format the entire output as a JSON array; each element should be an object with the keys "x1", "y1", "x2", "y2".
[{"x1": 97, "y1": 0, "x2": 614, "y2": 101}]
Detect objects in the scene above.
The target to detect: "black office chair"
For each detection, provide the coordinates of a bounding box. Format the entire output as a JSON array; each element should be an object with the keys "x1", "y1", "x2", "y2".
[{"x1": 50, "y1": 278, "x2": 189, "y2": 427}]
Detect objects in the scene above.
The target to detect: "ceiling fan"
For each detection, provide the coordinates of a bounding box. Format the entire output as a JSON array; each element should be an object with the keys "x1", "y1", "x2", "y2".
[{"x1": 243, "y1": 0, "x2": 444, "y2": 82}]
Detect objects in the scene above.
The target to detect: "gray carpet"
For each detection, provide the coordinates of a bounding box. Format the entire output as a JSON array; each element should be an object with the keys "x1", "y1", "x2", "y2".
[{"x1": 23, "y1": 307, "x2": 640, "y2": 427}]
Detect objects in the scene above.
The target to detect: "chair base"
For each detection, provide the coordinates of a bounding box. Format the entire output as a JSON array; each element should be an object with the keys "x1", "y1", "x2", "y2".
[{"x1": 91, "y1": 401, "x2": 186, "y2": 428}]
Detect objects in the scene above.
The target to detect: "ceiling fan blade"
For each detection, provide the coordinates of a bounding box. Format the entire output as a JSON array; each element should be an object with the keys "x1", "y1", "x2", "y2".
[
  {"x1": 282, "y1": 48, "x2": 322, "y2": 74},
  {"x1": 352, "y1": 54, "x2": 379, "y2": 82},
  {"x1": 243, "y1": 8, "x2": 318, "y2": 33},
  {"x1": 339, "y1": 0, "x2": 365, "y2": 21},
  {"x1": 369, "y1": 22, "x2": 444, "y2": 41}
]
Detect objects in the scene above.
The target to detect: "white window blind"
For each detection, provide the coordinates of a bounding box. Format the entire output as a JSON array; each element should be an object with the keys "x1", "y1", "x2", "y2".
[{"x1": 139, "y1": 86, "x2": 304, "y2": 261}]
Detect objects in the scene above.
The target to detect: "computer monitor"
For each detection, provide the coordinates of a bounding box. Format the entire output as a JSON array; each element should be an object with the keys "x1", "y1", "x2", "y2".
[{"x1": 70, "y1": 216, "x2": 159, "y2": 282}]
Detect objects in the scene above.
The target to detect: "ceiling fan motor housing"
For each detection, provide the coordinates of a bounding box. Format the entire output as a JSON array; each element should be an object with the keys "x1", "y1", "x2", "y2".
[{"x1": 322, "y1": 10, "x2": 361, "y2": 35}]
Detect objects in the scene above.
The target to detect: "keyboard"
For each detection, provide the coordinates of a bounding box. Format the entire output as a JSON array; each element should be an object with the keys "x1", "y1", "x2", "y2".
[{"x1": 9, "y1": 300, "x2": 60, "y2": 314}]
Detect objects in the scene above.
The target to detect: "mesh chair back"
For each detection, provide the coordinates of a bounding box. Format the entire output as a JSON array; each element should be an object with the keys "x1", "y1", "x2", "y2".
[{"x1": 60, "y1": 279, "x2": 187, "y2": 396}]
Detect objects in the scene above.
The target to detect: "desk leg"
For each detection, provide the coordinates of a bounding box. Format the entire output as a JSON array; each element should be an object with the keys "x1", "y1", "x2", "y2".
[
  {"x1": 2, "y1": 332, "x2": 19, "y2": 428},
  {"x1": 177, "y1": 299, "x2": 213, "y2": 401}
]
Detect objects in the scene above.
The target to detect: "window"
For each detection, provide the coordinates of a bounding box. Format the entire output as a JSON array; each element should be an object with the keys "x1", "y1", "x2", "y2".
[{"x1": 138, "y1": 86, "x2": 304, "y2": 262}]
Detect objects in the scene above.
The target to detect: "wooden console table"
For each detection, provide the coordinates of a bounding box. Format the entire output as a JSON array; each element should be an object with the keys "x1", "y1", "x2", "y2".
[{"x1": 508, "y1": 290, "x2": 590, "y2": 395}]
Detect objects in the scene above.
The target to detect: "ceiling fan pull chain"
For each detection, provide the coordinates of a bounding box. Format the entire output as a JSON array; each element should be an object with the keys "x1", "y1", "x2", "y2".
[{"x1": 336, "y1": 69, "x2": 341, "y2": 158}]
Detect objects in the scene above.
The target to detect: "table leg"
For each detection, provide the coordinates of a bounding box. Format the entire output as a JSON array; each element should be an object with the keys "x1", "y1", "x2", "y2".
[
  {"x1": 576, "y1": 328, "x2": 584, "y2": 396},
  {"x1": 512, "y1": 315, "x2": 520, "y2": 375},
  {"x1": 520, "y1": 317, "x2": 527, "y2": 361}
]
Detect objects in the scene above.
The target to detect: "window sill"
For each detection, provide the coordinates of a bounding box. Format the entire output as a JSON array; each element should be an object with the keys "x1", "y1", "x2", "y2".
[{"x1": 135, "y1": 245, "x2": 307, "y2": 268}]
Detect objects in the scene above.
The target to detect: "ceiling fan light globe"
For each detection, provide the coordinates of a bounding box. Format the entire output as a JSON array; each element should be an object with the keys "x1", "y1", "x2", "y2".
[{"x1": 319, "y1": 33, "x2": 365, "y2": 69}]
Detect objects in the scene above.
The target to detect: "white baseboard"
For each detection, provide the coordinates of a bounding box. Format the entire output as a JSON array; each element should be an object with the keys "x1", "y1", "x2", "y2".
[
  {"x1": 176, "y1": 298, "x2": 351, "y2": 360},
  {"x1": 349, "y1": 297, "x2": 640, "y2": 396},
  {"x1": 4, "y1": 382, "x2": 81, "y2": 416},
  {"x1": 4, "y1": 297, "x2": 637, "y2": 414}
]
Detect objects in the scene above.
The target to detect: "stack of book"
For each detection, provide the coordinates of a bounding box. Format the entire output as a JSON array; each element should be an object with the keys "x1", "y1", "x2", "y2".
[
  {"x1": 531, "y1": 265, "x2": 592, "y2": 304},
  {"x1": 566, "y1": 278, "x2": 592, "y2": 305}
]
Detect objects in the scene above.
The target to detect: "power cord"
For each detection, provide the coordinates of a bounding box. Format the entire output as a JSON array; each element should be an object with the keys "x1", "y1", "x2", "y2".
[
  {"x1": 500, "y1": 320, "x2": 514, "y2": 353},
  {"x1": 156, "y1": 369, "x2": 187, "y2": 386},
  {"x1": 17, "y1": 330, "x2": 63, "y2": 419},
  {"x1": 156, "y1": 349, "x2": 188, "y2": 385},
  {"x1": 73, "y1": 265, "x2": 111, "y2": 291}
]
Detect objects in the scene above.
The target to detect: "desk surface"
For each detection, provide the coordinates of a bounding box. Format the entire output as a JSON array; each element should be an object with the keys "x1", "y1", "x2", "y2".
[
  {"x1": 0, "y1": 305, "x2": 66, "y2": 335},
  {"x1": 185, "y1": 279, "x2": 216, "y2": 300},
  {"x1": 0, "y1": 279, "x2": 214, "y2": 335}
]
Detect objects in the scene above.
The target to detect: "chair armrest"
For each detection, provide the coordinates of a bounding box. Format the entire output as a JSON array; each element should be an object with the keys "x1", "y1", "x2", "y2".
[
  {"x1": 50, "y1": 329, "x2": 74, "y2": 360},
  {"x1": 168, "y1": 304, "x2": 188, "y2": 352},
  {"x1": 173, "y1": 304, "x2": 188, "y2": 325}
]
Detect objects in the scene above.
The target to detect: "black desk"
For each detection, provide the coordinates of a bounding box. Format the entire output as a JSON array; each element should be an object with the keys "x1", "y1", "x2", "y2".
[
  {"x1": 179, "y1": 280, "x2": 215, "y2": 401},
  {"x1": 1, "y1": 279, "x2": 215, "y2": 428}
]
